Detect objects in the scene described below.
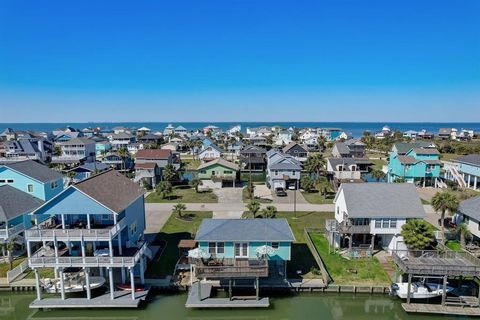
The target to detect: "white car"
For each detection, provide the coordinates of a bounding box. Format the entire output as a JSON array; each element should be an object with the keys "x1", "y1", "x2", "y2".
[{"x1": 288, "y1": 185, "x2": 296, "y2": 190}]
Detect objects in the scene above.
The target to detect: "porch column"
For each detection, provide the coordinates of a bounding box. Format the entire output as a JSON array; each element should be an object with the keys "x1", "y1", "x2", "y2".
[
  {"x1": 140, "y1": 257, "x2": 145, "y2": 284},
  {"x1": 26, "y1": 240, "x2": 31, "y2": 258},
  {"x1": 81, "y1": 236, "x2": 86, "y2": 264},
  {"x1": 108, "y1": 267, "x2": 115, "y2": 300},
  {"x1": 228, "y1": 278, "x2": 232, "y2": 301},
  {"x1": 130, "y1": 267, "x2": 136, "y2": 300},
  {"x1": 349, "y1": 234, "x2": 353, "y2": 251},
  {"x1": 34, "y1": 268, "x2": 42, "y2": 301},
  {"x1": 371, "y1": 234, "x2": 375, "y2": 250},
  {"x1": 86, "y1": 213, "x2": 91, "y2": 229},
  {"x1": 61, "y1": 214, "x2": 65, "y2": 229},
  {"x1": 85, "y1": 267, "x2": 91, "y2": 300},
  {"x1": 117, "y1": 233, "x2": 123, "y2": 256},
  {"x1": 256, "y1": 277, "x2": 260, "y2": 301},
  {"x1": 53, "y1": 235, "x2": 59, "y2": 259},
  {"x1": 406, "y1": 273, "x2": 412, "y2": 304},
  {"x1": 59, "y1": 268, "x2": 66, "y2": 300},
  {"x1": 108, "y1": 239, "x2": 113, "y2": 259},
  {"x1": 468, "y1": 174, "x2": 471, "y2": 188},
  {"x1": 121, "y1": 268, "x2": 126, "y2": 284},
  {"x1": 474, "y1": 176, "x2": 478, "y2": 190},
  {"x1": 441, "y1": 275, "x2": 448, "y2": 306}
]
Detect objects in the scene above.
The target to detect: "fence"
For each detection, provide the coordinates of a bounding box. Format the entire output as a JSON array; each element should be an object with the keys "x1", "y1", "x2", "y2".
[
  {"x1": 7, "y1": 259, "x2": 29, "y2": 283},
  {"x1": 304, "y1": 228, "x2": 331, "y2": 285}
]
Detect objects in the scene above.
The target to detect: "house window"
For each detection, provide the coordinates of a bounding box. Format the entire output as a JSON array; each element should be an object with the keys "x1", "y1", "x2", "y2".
[
  {"x1": 375, "y1": 220, "x2": 381, "y2": 228},
  {"x1": 224, "y1": 170, "x2": 232, "y2": 174},
  {"x1": 129, "y1": 221, "x2": 137, "y2": 236},
  {"x1": 376, "y1": 218, "x2": 397, "y2": 228},
  {"x1": 200, "y1": 170, "x2": 207, "y2": 174},
  {"x1": 0, "y1": 179, "x2": 5, "y2": 183},
  {"x1": 27, "y1": 184, "x2": 34, "y2": 193},
  {"x1": 271, "y1": 242, "x2": 279, "y2": 249},
  {"x1": 274, "y1": 171, "x2": 278, "y2": 175},
  {"x1": 51, "y1": 181, "x2": 58, "y2": 189},
  {"x1": 382, "y1": 219, "x2": 389, "y2": 228},
  {"x1": 208, "y1": 242, "x2": 216, "y2": 254},
  {"x1": 390, "y1": 219, "x2": 397, "y2": 228},
  {"x1": 216, "y1": 242, "x2": 225, "y2": 254},
  {"x1": 6, "y1": 179, "x2": 13, "y2": 183}
]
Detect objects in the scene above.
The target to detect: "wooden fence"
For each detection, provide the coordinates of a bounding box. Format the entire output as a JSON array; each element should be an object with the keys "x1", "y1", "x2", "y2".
[{"x1": 304, "y1": 228, "x2": 331, "y2": 285}]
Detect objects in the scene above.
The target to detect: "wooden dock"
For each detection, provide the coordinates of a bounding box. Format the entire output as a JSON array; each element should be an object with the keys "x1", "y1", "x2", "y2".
[
  {"x1": 402, "y1": 303, "x2": 480, "y2": 317},
  {"x1": 185, "y1": 282, "x2": 269, "y2": 308},
  {"x1": 29, "y1": 290, "x2": 149, "y2": 309}
]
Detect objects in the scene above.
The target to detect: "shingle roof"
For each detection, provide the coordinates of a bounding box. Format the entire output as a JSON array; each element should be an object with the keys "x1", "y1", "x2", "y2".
[
  {"x1": 393, "y1": 142, "x2": 435, "y2": 155},
  {"x1": 2, "y1": 160, "x2": 63, "y2": 183},
  {"x1": 338, "y1": 183, "x2": 425, "y2": 218},
  {"x1": 282, "y1": 142, "x2": 307, "y2": 153},
  {"x1": 241, "y1": 145, "x2": 267, "y2": 154},
  {"x1": 76, "y1": 162, "x2": 109, "y2": 172},
  {"x1": 74, "y1": 170, "x2": 145, "y2": 213},
  {"x1": 0, "y1": 185, "x2": 44, "y2": 221},
  {"x1": 61, "y1": 137, "x2": 95, "y2": 145},
  {"x1": 334, "y1": 142, "x2": 350, "y2": 155},
  {"x1": 458, "y1": 196, "x2": 480, "y2": 221},
  {"x1": 412, "y1": 148, "x2": 439, "y2": 155},
  {"x1": 328, "y1": 158, "x2": 373, "y2": 167},
  {"x1": 135, "y1": 162, "x2": 157, "y2": 169},
  {"x1": 195, "y1": 219, "x2": 295, "y2": 242},
  {"x1": 135, "y1": 149, "x2": 172, "y2": 159},
  {"x1": 397, "y1": 155, "x2": 417, "y2": 164},
  {"x1": 197, "y1": 158, "x2": 239, "y2": 171},
  {"x1": 455, "y1": 154, "x2": 480, "y2": 167}
]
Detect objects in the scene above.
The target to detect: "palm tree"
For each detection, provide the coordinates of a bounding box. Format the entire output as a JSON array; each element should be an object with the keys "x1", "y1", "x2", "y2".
[
  {"x1": 316, "y1": 136, "x2": 327, "y2": 152},
  {"x1": 371, "y1": 169, "x2": 386, "y2": 182},
  {"x1": 172, "y1": 203, "x2": 187, "y2": 218},
  {"x1": 117, "y1": 148, "x2": 129, "y2": 173},
  {"x1": 457, "y1": 223, "x2": 472, "y2": 249},
  {"x1": 66, "y1": 171, "x2": 76, "y2": 185},
  {"x1": 432, "y1": 191, "x2": 459, "y2": 243},
  {"x1": 162, "y1": 164, "x2": 177, "y2": 182},
  {"x1": 245, "y1": 183, "x2": 255, "y2": 200},
  {"x1": 400, "y1": 219, "x2": 435, "y2": 250},
  {"x1": 156, "y1": 181, "x2": 173, "y2": 199},
  {"x1": 261, "y1": 205, "x2": 277, "y2": 219},
  {"x1": 300, "y1": 176, "x2": 315, "y2": 193},
  {"x1": 304, "y1": 153, "x2": 326, "y2": 180},
  {"x1": 0, "y1": 237, "x2": 17, "y2": 270},
  {"x1": 190, "y1": 178, "x2": 202, "y2": 193},
  {"x1": 194, "y1": 140, "x2": 203, "y2": 160},
  {"x1": 247, "y1": 200, "x2": 261, "y2": 218}
]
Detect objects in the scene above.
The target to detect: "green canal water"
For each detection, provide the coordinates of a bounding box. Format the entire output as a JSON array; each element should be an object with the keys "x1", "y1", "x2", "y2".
[{"x1": 0, "y1": 292, "x2": 467, "y2": 319}]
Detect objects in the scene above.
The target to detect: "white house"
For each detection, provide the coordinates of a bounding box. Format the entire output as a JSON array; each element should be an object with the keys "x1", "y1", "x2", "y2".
[
  {"x1": 328, "y1": 183, "x2": 426, "y2": 253},
  {"x1": 198, "y1": 144, "x2": 224, "y2": 162},
  {"x1": 455, "y1": 196, "x2": 480, "y2": 239}
]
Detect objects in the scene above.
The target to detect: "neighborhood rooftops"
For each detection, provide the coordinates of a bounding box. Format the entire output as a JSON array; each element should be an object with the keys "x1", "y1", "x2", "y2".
[
  {"x1": 197, "y1": 158, "x2": 239, "y2": 171},
  {"x1": 458, "y1": 196, "x2": 480, "y2": 221},
  {"x1": 412, "y1": 148, "x2": 440, "y2": 155},
  {"x1": 1, "y1": 160, "x2": 63, "y2": 183},
  {"x1": 393, "y1": 141, "x2": 435, "y2": 155},
  {"x1": 74, "y1": 169, "x2": 145, "y2": 213},
  {"x1": 0, "y1": 185, "x2": 44, "y2": 221},
  {"x1": 195, "y1": 219, "x2": 295, "y2": 242},
  {"x1": 455, "y1": 154, "x2": 480, "y2": 167},
  {"x1": 135, "y1": 149, "x2": 172, "y2": 159},
  {"x1": 337, "y1": 183, "x2": 426, "y2": 218}
]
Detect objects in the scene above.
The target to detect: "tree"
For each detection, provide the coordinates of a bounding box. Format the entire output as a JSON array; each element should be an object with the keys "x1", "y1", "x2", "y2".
[
  {"x1": 304, "y1": 153, "x2": 326, "y2": 180},
  {"x1": 156, "y1": 181, "x2": 173, "y2": 199},
  {"x1": 117, "y1": 148, "x2": 129, "y2": 173},
  {"x1": 0, "y1": 237, "x2": 17, "y2": 270},
  {"x1": 300, "y1": 176, "x2": 315, "y2": 193},
  {"x1": 456, "y1": 223, "x2": 472, "y2": 249},
  {"x1": 190, "y1": 178, "x2": 202, "y2": 193},
  {"x1": 54, "y1": 145, "x2": 62, "y2": 156},
  {"x1": 317, "y1": 136, "x2": 327, "y2": 152},
  {"x1": 247, "y1": 200, "x2": 261, "y2": 218},
  {"x1": 172, "y1": 203, "x2": 187, "y2": 218},
  {"x1": 261, "y1": 205, "x2": 277, "y2": 219},
  {"x1": 162, "y1": 164, "x2": 177, "y2": 182},
  {"x1": 194, "y1": 139, "x2": 203, "y2": 159},
  {"x1": 432, "y1": 191, "x2": 459, "y2": 243},
  {"x1": 66, "y1": 171, "x2": 76, "y2": 185},
  {"x1": 400, "y1": 219, "x2": 435, "y2": 250},
  {"x1": 371, "y1": 169, "x2": 386, "y2": 182},
  {"x1": 245, "y1": 183, "x2": 255, "y2": 200}
]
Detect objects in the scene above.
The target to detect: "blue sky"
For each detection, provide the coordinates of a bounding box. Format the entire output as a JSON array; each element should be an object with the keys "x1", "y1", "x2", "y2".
[{"x1": 0, "y1": 0, "x2": 479, "y2": 122}]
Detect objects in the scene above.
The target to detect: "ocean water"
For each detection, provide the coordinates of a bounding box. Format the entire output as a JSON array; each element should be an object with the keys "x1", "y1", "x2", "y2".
[{"x1": 1, "y1": 122, "x2": 480, "y2": 138}]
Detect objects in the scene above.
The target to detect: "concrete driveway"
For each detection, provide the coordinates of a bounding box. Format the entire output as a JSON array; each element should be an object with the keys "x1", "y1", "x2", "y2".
[
  {"x1": 254, "y1": 184, "x2": 273, "y2": 201},
  {"x1": 213, "y1": 187, "x2": 243, "y2": 203},
  {"x1": 272, "y1": 190, "x2": 308, "y2": 204},
  {"x1": 144, "y1": 203, "x2": 173, "y2": 236}
]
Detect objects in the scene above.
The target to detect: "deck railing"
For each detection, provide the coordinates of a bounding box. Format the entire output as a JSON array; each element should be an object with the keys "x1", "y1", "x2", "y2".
[
  {"x1": 194, "y1": 258, "x2": 268, "y2": 278},
  {"x1": 325, "y1": 219, "x2": 370, "y2": 234},
  {"x1": 6, "y1": 259, "x2": 29, "y2": 283},
  {"x1": 0, "y1": 224, "x2": 25, "y2": 239}
]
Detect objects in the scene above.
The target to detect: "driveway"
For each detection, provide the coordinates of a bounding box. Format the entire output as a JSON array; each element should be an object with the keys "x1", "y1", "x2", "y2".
[
  {"x1": 213, "y1": 187, "x2": 243, "y2": 203},
  {"x1": 144, "y1": 203, "x2": 173, "y2": 237},
  {"x1": 272, "y1": 190, "x2": 308, "y2": 204},
  {"x1": 254, "y1": 184, "x2": 273, "y2": 201}
]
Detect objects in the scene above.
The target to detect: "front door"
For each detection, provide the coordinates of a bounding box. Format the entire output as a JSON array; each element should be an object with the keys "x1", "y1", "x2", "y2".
[{"x1": 234, "y1": 242, "x2": 248, "y2": 258}]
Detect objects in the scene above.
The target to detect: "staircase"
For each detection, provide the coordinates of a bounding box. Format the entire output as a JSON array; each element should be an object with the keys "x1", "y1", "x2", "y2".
[{"x1": 444, "y1": 161, "x2": 467, "y2": 188}]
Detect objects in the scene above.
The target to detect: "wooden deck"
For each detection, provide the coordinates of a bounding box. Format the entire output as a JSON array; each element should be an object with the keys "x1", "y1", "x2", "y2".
[
  {"x1": 185, "y1": 282, "x2": 269, "y2": 308},
  {"x1": 29, "y1": 290, "x2": 149, "y2": 309},
  {"x1": 195, "y1": 258, "x2": 269, "y2": 279},
  {"x1": 402, "y1": 303, "x2": 480, "y2": 317}
]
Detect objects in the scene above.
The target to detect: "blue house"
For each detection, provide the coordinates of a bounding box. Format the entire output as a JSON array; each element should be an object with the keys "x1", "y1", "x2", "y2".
[
  {"x1": 447, "y1": 154, "x2": 480, "y2": 190},
  {"x1": 25, "y1": 170, "x2": 149, "y2": 306},
  {"x1": 387, "y1": 142, "x2": 441, "y2": 187},
  {"x1": 67, "y1": 162, "x2": 109, "y2": 182},
  {"x1": 0, "y1": 160, "x2": 64, "y2": 201}
]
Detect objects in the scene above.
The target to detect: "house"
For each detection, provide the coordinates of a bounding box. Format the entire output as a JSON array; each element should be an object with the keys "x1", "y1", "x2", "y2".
[
  {"x1": 67, "y1": 162, "x2": 109, "y2": 182},
  {"x1": 226, "y1": 140, "x2": 244, "y2": 157},
  {"x1": 0, "y1": 128, "x2": 17, "y2": 141},
  {"x1": 203, "y1": 125, "x2": 221, "y2": 135},
  {"x1": 2, "y1": 139, "x2": 49, "y2": 162},
  {"x1": 282, "y1": 142, "x2": 308, "y2": 162},
  {"x1": 445, "y1": 154, "x2": 480, "y2": 190},
  {"x1": 198, "y1": 144, "x2": 224, "y2": 161},
  {"x1": 95, "y1": 141, "x2": 112, "y2": 156},
  {"x1": 331, "y1": 139, "x2": 366, "y2": 158},
  {"x1": 402, "y1": 130, "x2": 418, "y2": 139},
  {"x1": 327, "y1": 183, "x2": 426, "y2": 254},
  {"x1": 134, "y1": 149, "x2": 177, "y2": 186},
  {"x1": 101, "y1": 152, "x2": 133, "y2": 171},
  {"x1": 163, "y1": 124, "x2": 175, "y2": 136},
  {"x1": 53, "y1": 131, "x2": 82, "y2": 143},
  {"x1": 0, "y1": 160, "x2": 64, "y2": 201},
  {"x1": 266, "y1": 150, "x2": 302, "y2": 190},
  {"x1": 274, "y1": 130, "x2": 292, "y2": 146},
  {"x1": 137, "y1": 134, "x2": 162, "y2": 145},
  {"x1": 438, "y1": 128, "x2": 457, "y2": 140},
  {"x1": 458, "y1": 129, "x2": 475, "y2": 141},
  {"x1": 240, "y1": 145, "x2": 267, "y2": 171},
  {"x1": 0, "y1": 185, "x2": 44, "y2": 244},
  {"x1": 227, "y1": 125, "x2": 241, "y2": 136},
  {"x1": 109, "y1": 133, "x2": 136, "y2": 150},
  {"x1": 387, "y1": 142, "x2": 441, "y2": 187},
  {"x1": 136, "y1": 127, "x2": 151, "y2": 136},
  {"x1": 197, "y1": 158, "x2": 240, "y2": 187},
  {"x1": 455, "y1": 196, "x2": 480, "y2": 240},
  {"x1": 161, "y1": 142, "x2": 179, "y2": 152},
  {"x1": 112, "y1": 126, "x2": 131, "y2": 135},
  {"x1": 52, "y1": 137, "x2": 96, "y2": 165},
  {"x1": 326, "y1": 158, "x2": 373, "y2": 183},
  {"x1": 174, "y1": 125, "x2": 188, "y2": 137},
  {"x1": 417, "y1": 129, "x2": 434, "y2": 139},
  {"x1": 249, "y1": 136, "x2": 268, "y2": 148},
  {"x1": 25, "y1": 170, "x2": 149, "y2": 307}
]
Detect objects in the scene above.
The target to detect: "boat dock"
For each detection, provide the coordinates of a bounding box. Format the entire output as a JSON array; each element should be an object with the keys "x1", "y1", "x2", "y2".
[
  {"x1": 29, "y1": 289, "x2": 150, "y2": 309},
  {"x1": 402, "y1": 302, "x2": 480, "y2": 317},
  {"x1": 185, "y1": 282, "x2": 269, "y2": 308}
]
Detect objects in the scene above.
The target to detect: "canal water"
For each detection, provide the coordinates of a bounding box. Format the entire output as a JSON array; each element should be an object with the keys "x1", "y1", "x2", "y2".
[{"x1": 0, "y1": 292, "x2": 466, "y2": 319}]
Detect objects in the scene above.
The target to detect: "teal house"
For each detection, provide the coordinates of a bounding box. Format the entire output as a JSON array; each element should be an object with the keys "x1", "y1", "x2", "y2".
[
  {"x1": 387, "y1": 142, "x2": 441, "y2": 187},
  {"x1": 197, "y1": 158, "x2": 239, "y2": 187}
]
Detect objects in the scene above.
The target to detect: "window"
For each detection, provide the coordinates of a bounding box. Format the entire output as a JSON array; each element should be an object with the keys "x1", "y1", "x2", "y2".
[
  {"x1": 382, "y1": 219, "x2": 389, "y2": 228},
  {"x1": 375, "y1": 219, "x2": 381, "y2": 228},
  {"x1": 271, "y1": 242, "x2": 279, "y2": 249},
  {"x1": 390, "y1": 219, "x2": 397, "y2": 228},
  {"x1": 216, "y1": 242, "x2": 225, "y2": 254},
  {"x1": 274, "y1": 171, "x2": 278, "y2": 175},
  {"x1": 200, "y1": 170, "x2": 207, "y2": 174},
  {"x1": 0, "y1": 179, "x2": 5, "y2": 183},
  {"x1": 27, "y1": 184, "x2": 34, "y2": 193},
  {"x1": 375, "y1": 218, "x2": 397, "y2": 229},
  {"x1": 50, "y1": 181, "x2": 58, "y2": 189},
  {"x1": 129, "y1": 221, "x2": 137, "y2": 236},
  {"x1": 211, "y1": 170, "x2": 216, "y2": 176},
  {"x1": 208, "y1": 242, "x2": 216, "y2": 254},
  {"x1": 6, "y1": 179, "x2": 13, "y2": 183},
  {"x1": 224, "y1": 170, "x2": 232, "y2": 174}
]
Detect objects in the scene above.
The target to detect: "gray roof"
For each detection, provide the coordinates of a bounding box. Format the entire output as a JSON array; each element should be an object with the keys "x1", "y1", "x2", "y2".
[
  {"x1": 61, "y1": 137, "x2": 95, "y2": 145},
  {"x1": 393, "y1": 142, "x2": 435, "y2": 155},
  {"x1": 455, "y1": 154, "x2": 480, "y2": 167},
  {"x1": 269, "y1": 161, "x2": 302, "y2": 170},
  {"x1": 338, "y1": 183, "x2": 425, "y2": 218},
  {"x1": 197, "y1": 158, "x2": 239, "y2": 171},
  {"x1": 0, "y1": 185, "x2": 44, "y2": 221},
  {"x1": 76, "y1": 162, "x2": 109, "y2": 172},
  {"x1": 74, "y1": 170, "x2": 145, "y2": 213},
  {"x1": 458, "y1": 196, "x2": 480, "y2": 220},
  {"x1": 6, "y1": 140, "x2": 40, "y2": 155},
  {"x1": 175, "y1": 125, "x2": 187, "y2": 131},
  {"x1": 195, "y1": 219, "x2": 295, "y2": 242},
  {"x1": 2, "y1": 160, "x2": 63, "y2": 183},
  {"x1": 328, "y1": 158, "x2": 372, "y2": 167},
  {"x1": 334, "y1": 142, "x2": 350, "y2": 155}
]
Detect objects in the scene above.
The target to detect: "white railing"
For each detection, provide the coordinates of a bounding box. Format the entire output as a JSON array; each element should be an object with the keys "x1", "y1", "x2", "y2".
[
  {"x1": 0, "y1": 224, "x2": 25, "y2": 240},
  {"x1": 443, "y1": 161, "x2": 466, "y2": 188},
  {"x1": 6, "y1": 259, "x2": 29, "y2": 283}
]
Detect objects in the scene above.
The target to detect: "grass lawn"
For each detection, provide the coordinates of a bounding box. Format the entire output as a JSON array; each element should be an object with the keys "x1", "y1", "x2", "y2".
[
  {"x1": 310, "y1": 233, "x2": 391, "y2": 285},
  {"x1": 440, "y1": 153, "x2": 460, "y2": 162},
  {"x1": 183, "y1": 159, "x2": 201, "y2": 170},
  {"x1": 445, "y1": 240, "x2": 463, "y2": 251},
  {"x1": 240, "y1": 172, "x2": 266, "y2": 183},
  {"x1": 145, "y1": 211, "x2": 212, "y2": 278},
  {"x1": 145, "y1": 186, "x2": 218, "y2": 203},
  {"x1": 302, "y1": 190, "x2": 334, "y2": 204},
  {"x1": 370, "y1": 159, "x2": 387, "y2": 171},
  {"x1": 0, "y1": 257, "x2": 26, "y2": 278},
  {"x1": 421, "y1": 198, "x2": 430, "y2": 205}
]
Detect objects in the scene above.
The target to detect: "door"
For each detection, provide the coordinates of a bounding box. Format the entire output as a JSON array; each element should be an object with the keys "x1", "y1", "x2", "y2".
[{"x1": 234, "y1": 242, "x2": 248, "y2": 258}]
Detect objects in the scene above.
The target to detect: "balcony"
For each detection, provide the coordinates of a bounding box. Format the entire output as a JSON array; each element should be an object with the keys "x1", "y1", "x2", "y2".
[
  {"x1": 0, "y1": 224, "x2": 25, "y2": 240},
  {"x1": 28, "y1": 241, "x2": 148, "y2": 268},
  {"x1": 194, "y1": 258, "x2": 269, "y2": 279},
  {"x1": 325, "y1": 219, "x2": 370, "y2": 234}
]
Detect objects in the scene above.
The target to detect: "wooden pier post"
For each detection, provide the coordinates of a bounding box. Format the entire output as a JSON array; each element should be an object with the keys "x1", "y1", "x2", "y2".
[
  {"x1": 406, "y1": 274, "x2": 412, "y2": 304},
  {"x1": 34, "y1": 268, "x2": 41, "y2": 301},
  {"x1": 442, "y1": 275, "x2": 447, "y2": 306}
]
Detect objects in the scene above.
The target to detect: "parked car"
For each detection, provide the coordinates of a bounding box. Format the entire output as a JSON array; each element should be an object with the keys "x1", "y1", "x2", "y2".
[
  {"x1": 275, "y1": 187, "x2": 287, "y2": 197},
  {"x1": 288, "y1": 184, "x2": 296, "y2": 190},
  {"x1": 438, "y1": 217, "x2": 456, "y2": 229}
]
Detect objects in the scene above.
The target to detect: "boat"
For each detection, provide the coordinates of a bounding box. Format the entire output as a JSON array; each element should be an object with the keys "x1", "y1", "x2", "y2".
[
  {"x1": 43, "y1": 272, "x2": 106, "y2": 293},
  {"x1": 116, "y1": 283, "x2": 145, "y2": 292},
  {"x1": 390, "y1": 282, "x2": 454, "y2": 299}
]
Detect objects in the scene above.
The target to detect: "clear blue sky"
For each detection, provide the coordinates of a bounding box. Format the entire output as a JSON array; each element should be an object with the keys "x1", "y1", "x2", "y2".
[{"x1": 0, "y1": 0, "x2": 479, "y2": 122}]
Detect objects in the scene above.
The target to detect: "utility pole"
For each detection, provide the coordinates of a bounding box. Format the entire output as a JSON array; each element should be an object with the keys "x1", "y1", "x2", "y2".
[{"x1": 294, "y1": 178, "x2": 297, "y2": 218}]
